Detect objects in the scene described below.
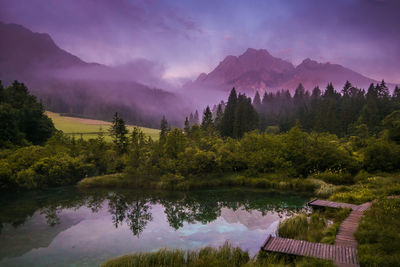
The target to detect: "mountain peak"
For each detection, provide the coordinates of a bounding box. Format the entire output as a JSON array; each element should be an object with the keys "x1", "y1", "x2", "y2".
[
  {"x1": 242, "y1": 48, "x2": 271, "y2": 57},
  {"x1": 190, "y1": 48, "x2": 378, "y2": 93}
]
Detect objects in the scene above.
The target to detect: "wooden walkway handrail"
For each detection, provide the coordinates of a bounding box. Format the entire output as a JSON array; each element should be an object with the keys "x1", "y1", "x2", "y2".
[{"x1": 261, "y1": 199, "x2": 372, "y2": 267}]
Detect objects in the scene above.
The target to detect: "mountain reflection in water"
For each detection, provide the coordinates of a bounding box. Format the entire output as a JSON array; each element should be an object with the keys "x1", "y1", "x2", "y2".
[{"x1": 0, "y1": 187, "x2": 307, "y2": 267}]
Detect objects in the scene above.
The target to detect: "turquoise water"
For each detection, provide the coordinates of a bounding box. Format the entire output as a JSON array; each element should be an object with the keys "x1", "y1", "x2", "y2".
[{"x1": 0, "y1": 187, "x2": 307, "y2": 266}]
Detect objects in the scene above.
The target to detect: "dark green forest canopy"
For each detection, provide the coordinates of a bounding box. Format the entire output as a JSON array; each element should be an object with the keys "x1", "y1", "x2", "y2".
[
  {"x1": 252, "y1": 81, "x2": 400, "y2": 136},
  {"x1": 0, "y1": 80, "x2": 55, "y2": 147}
]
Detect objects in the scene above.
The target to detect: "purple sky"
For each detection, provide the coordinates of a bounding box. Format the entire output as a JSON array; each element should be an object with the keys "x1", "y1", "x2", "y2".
[{"x1": 1, "y1": 0, "x2": 399, "y2": 83}]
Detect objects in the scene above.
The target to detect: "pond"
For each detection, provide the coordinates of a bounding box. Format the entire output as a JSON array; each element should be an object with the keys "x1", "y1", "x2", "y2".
[{"x1": 0, "y1": 187, "x2": 308, "y2": 267}]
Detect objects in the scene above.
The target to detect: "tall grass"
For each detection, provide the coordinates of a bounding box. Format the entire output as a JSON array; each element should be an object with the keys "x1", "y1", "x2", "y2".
[
  {"x1": 355, "y1": 198, "x2": 400, "y2": 266},
  {"x1": 102, "y1": 242, "x2": 333, "y2": 267},
  {"x1": 102, "y1": 242, "x2": 250, "y2": 267},
  {"x1": 278, "y1": 208, "x2": 351, "y2": 244}
]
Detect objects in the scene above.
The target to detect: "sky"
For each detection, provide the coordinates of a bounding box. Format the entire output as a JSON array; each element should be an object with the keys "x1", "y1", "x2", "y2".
[{"x1": 0, "y1": 0, "x2": 399, "y2": 83}]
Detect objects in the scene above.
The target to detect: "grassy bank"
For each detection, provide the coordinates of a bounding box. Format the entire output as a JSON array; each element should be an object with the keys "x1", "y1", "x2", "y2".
[
  {"x1": 46, "y1": 111, "x2": 160, "y2": 141},
  {"x1": 102, "y1": 242, "x2": 333, "y2": 267},
  {"x1": 78, "y1": 172, "x2": 324, "y2": 193}
]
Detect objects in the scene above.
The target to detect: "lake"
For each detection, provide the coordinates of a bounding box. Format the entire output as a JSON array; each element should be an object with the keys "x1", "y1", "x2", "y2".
[{"x1": 0, "y1": 187, "x2": 307, "y2": 267}]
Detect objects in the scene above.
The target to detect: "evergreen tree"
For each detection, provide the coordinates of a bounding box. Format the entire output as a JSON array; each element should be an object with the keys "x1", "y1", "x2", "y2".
[
  {"x1": 253, "y1": 91, "x2": 262, "y2": 112},
  {"x1": 312, "y1": 86, "x2": 321, "y2": 98},
  {"x1": 393, "y1": 86, "x2": 400, "y2": 103},
  {"x1": 201, "y1": 106, "x2": 213, "y2": 130},
  {"x1": 377, "y1": 80, "x2": 389, "y2": 98},
  {"x1": 233, "y1": 94, "x2": 259, "y2": 138},
  {"x1": 159, "y1": 115, "x2": 169, "y2": 144},
  {"x1": 184, "y1": 117, "x2": 190, "y2": 134},
  {"x1": 109, "y1": 112, "x2": 129, "y2": 154},
  {"x1": 342, "y1": 80, "x2": 352, "y2": 96},
  {"x1": 359, "y1": 84, "x2": 380, "y2": 132},
  {"x1": 189, "y1": 112, "x2": 194, "y2": 126},
  {"x1": 220, "y1": 88, "x2": 238, "y2": 137},
  {"x1": 194, "y1": 110, "x2": 200, "y2": 125},
  {"x1": 214, "y1": 104, "x2": 224, "y2": 131}
]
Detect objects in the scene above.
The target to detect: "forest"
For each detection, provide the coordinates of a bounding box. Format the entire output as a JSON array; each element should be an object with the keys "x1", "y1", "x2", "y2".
[{"x1": 1, "y1": 80, "x2": 400, "y2": 191}]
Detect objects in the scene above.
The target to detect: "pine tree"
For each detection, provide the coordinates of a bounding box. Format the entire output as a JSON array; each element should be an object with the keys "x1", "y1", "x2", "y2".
[
  {"x1": 159, "y1": 115, "x2": 169, "y2": 144},
  {"x1": 184, "y1": 117, "x2": 190, "y2": 134},
  {"x1": 393, "y1": 86, "x2": 400, "y2": 102},
  {"x1": 220, "y1": 88, "x2": 238, "y2": 137},
  {"x1": 253, "y1": 91, "x2": 262, "y2": 112},
  {"x1": 109, "y1": 112, "x2": 129, "y2": 154},
  {"x1": 378, "y1": 80, "x2": 389, "y2": 98},
  {"x1": 233, "y1": 94, "x2": 259, "y2": 138},
  {"x1": 312, "y1": 86, "x2": 321, "y2": 98},
  {"x1": 342, "y1": 80, "x2": 352, "y2": 96},
  {"x1": 194, "y1": 110, "x2": 200, "y2": 125},
  {"x1": 189, "y1": 112, "x2": 194, "y2": 126},
  {"x1": 201, "y1": 106, "x2": 213, "y2": 130},
  {"x1": 214, "y1": 104, "x2": 224, "y2": 131}
]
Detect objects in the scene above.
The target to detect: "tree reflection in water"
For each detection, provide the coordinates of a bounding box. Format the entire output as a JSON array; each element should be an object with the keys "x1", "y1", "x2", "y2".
[{"x1": 0, "y1": 187, "x2": 307, "y2": 237}]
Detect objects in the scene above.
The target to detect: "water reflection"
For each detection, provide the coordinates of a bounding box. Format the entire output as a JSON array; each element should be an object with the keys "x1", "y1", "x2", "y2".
[
  {"x1": 0, "y1": 188, "x2": 306, "y2": 238},
  {"x1": 0, "y1": 187, "x2": 307, "y2": 266}
]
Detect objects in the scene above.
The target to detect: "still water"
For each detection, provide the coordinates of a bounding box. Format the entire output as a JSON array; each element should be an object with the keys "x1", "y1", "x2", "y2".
[{"x1": 0, "y1": 187, "x2": 307, "y2": 266}]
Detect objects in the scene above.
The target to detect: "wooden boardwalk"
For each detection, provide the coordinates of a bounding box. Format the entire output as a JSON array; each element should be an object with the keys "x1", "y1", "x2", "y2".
[
  {"x1": 261, "y1": 199, "x2": 371, "y2": 267},
  {"x1": 262, "y1": 235, "x2": 359, "y2": 266},
  {"x1": 308, "y1": 199, "x2": 358, "y2": 210}
]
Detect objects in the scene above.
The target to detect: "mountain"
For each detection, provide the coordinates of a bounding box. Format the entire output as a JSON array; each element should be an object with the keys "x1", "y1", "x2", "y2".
[
  {"x1": 189, "y1": 48, "x2": 379, "y2": 94},
  {"x1": 0, "y1": 22, "x2": 187, "y2": 127},
  {"x1": 0, "y1": 22, "x2": 96, "y2": 81}
]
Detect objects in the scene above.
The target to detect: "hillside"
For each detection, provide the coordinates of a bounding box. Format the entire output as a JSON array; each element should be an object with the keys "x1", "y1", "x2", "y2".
[{"x1": 0, "y1": 22, "x2": 188, "y2": 128}]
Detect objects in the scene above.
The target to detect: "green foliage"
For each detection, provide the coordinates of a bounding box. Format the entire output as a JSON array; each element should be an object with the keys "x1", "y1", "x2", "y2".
[
  {"x1": 0, "y1": 130, "x2": 121, "y2": 190},
  {"x1": 382, "y1": 110, "x2": 400, "y2": 143},
  {"x1": 109, "y1": 112, "x2": 129, "y2": 155},
  {"x1": 220, "y1": 88, "x2": 259, "y2": 138},
  {"x1": 311, "y1": 170, "x2": 353, "y2": 185},
  {"x1": 257, "y1": 81, "x2": 399, "y2": 137},
  {"x1": 0, "y1": 81, "x2": 55, "y2": 147},
  {"x1": 160, "y1": 115, "x2": 170, "y2": 144},
  {"x1": 201, "y1": 106, "x2": 213, "y2": 130},
  {"x1": 356, "y1": 198, "x2": 400, "y2": 266}
]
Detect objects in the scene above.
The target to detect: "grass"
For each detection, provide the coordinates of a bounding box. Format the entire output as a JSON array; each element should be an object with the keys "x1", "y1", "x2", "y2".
[
  {"x1": 46, "y1": 111, "x2": 160, "y2": 141},
  {"x1": 278, "y1": 208, "x2": 351, "y2": 244},
  {"x1": 78, "y1": 172, "x2": 322, "y2": 192},
  {"x1": 355, "y1": 197, "x2": 400, "y2": 266},
  {"x1": 101, "y1": 242, "x2": 333, "y2": 267},
  {"x1": 329, "y1": 173, "x2": 400, "y2": 204}
]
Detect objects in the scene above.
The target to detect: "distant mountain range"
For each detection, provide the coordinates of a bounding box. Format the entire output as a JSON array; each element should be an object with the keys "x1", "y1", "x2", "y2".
[
  {"x1": 0, "y1": 22, "x2": 187, "y2": 127},
  {"x1": 1, "y1": 21, "x2": 396, "y2": 125},
  {"x1": 188, "y1": 48, "x2": 388, "y2": 94}
]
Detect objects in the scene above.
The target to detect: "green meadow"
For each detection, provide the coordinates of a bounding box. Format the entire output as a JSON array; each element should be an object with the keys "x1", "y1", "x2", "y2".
[{"x1": 45, "y1": 111, "x2": 160, "y2": 141}]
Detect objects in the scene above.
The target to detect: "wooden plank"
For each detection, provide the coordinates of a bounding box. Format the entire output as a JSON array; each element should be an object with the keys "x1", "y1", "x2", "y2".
[{"x1": 261, "y1": 234, "x2": 271, "y2": 249}]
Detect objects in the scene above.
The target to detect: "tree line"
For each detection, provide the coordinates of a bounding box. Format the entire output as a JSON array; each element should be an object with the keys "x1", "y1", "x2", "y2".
[
  {"x1": 1, "y1": 80, "x2": 400, "y2": 191},
  {"x1": 253, "y1": 81, "x2": 400, "y2": 136}
]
